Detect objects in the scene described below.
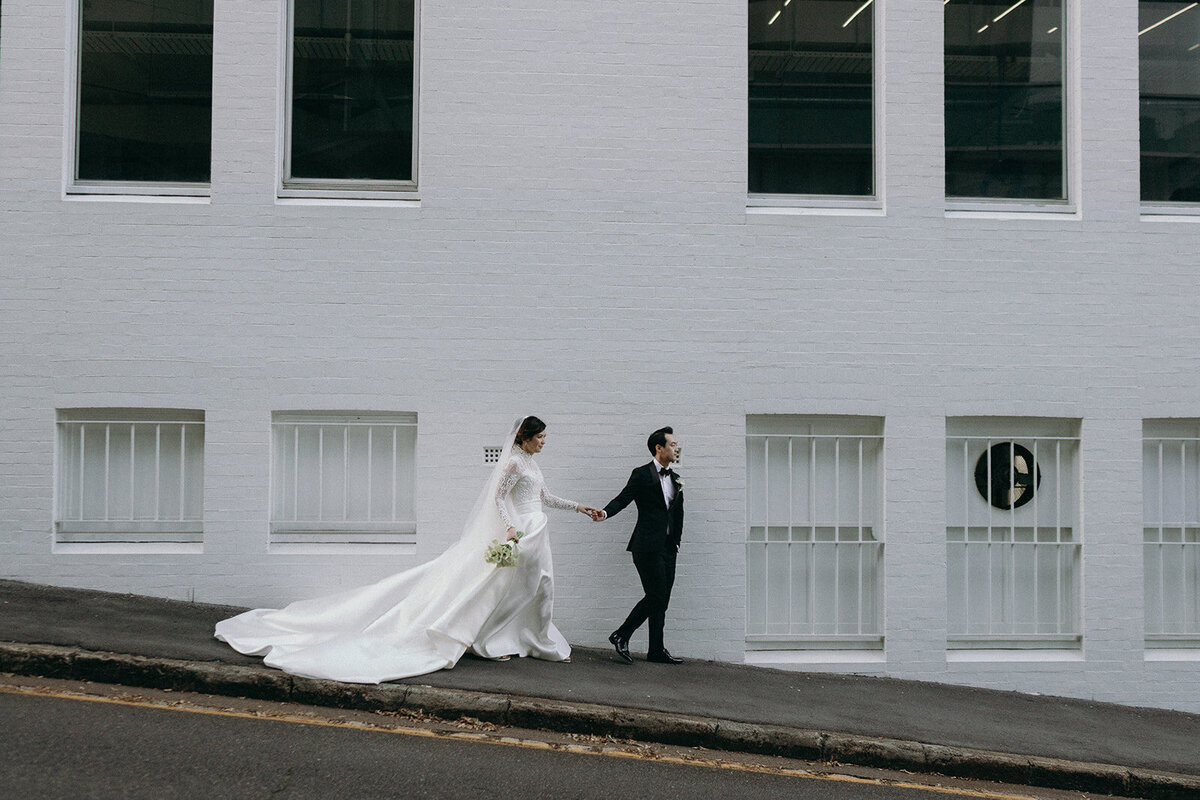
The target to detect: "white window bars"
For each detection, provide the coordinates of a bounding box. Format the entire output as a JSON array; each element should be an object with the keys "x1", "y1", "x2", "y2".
[
  {"x1": 746, "y1": 421, "x2": 883, "y2": 649},
  {"x1": 271, "y1": 412, "x2": 417, "y2": 544},
  {"x1": 946, "y1": 432, "x2": 1081, "y2": 648},
  {"x1": 1143, "y1": 427, "x2": 1200, "y2": 646},
  {"x1": 56, "y1": 410, "x2": 205, "y2": 544}
]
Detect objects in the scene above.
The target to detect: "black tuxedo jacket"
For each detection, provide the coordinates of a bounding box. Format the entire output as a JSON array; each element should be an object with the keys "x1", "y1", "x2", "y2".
[{"x1": 603, "y1": 463, "x2": 684, "y2": 553}]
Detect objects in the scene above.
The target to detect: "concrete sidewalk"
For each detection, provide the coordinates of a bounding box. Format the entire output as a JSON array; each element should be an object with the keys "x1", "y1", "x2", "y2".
[{"x1": 2, "y1": 579, "x2": 1198, "y2": 799}]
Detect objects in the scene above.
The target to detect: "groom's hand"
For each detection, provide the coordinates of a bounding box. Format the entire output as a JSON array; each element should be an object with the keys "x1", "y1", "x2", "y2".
[{"x1": 589, "y1": 509, "x2": 606, "y2": 522}]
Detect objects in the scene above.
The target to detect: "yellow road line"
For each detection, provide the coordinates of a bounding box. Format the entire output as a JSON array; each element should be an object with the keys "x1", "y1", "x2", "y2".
[{"x1": 0, "y1": 683, "x2": 1044, "y2": 800}]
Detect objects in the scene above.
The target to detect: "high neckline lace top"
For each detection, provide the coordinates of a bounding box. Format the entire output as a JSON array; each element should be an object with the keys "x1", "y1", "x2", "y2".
[{"x1": 494, "y1": 447, "x2": 577, "y2": 529}]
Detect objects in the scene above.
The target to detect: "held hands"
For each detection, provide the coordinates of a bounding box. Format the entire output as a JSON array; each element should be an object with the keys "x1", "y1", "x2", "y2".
[{"x1": 575, "y1": 504, "x2": 604, "y2": 522}]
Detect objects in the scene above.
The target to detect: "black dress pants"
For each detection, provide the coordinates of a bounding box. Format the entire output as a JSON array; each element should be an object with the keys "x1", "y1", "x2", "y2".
[{"x1": 617, "y1": 549, "x2": 677, "y2": 656}]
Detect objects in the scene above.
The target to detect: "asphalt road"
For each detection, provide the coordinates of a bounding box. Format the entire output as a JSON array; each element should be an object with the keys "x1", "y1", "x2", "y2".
[{"x1": 0, "y1": 678, "x2": 1110, "y2": 800}]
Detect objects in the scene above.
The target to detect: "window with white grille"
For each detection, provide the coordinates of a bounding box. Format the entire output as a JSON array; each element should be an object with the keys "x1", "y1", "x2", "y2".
[
  {"x1": 271, "y1": 412, "x2": 416, "y2": 544},
  {"x1": 946, "y1": 418, "x2": 1081, "y2": 648},
  {"x1": 746, "y1": 416, "x2": 884, "y2": 650},
  {"x1": 1143, "y1": 419, "x2": 1200, "y2": 647},
  {"x1": 56, "y1": 409, "x2": 205, "y2": 544}
]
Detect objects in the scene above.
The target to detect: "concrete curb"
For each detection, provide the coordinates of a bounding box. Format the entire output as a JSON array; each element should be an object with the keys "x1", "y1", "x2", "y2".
[{"x1": 3, "y1": 641, "x2": 1198, "y2": 800}]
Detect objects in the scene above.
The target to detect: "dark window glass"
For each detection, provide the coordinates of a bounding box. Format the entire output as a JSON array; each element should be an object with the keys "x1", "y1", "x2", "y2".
[
  {"x1": 290, "y1": 0, "x2": 415, "y2": 183},
  {"x1": 748, "y1": 0, "x2": 874, "y2": 196},
  {"x1": 77, "y1": 0, "x2": 213, "y2": 183},
  {"x1": 1140, "y1": 1, "x2": 1200, "y2": 203},
  {"x1": 944, "y1": 0, "x2": 1064, "y2": 200}
]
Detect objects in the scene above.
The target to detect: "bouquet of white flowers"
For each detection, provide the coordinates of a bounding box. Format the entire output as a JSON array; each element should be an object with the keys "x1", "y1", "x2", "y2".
[{"x1": 485, "y1": 531, "x2": 523, "y2": 567}]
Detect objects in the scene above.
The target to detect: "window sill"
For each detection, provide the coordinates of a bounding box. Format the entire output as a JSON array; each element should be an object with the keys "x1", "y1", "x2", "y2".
[
  {"x1": 53, "y1": 541, "x2": 203, "y2": 555},
  {"x1": 65, "y1": 189, "x2": 210, "y2": 204},
  {"x1": 747, "y1": 194, "x2": 883, "y2": 217},
  {"x1": 1141, "y1": 204, "x2": 1200, "y2": 222},
  {"x1": 269, "y1": 542, "x2": 417, "y2": 556},
  {"x1": 947, "y1": 649, "x2": 1084, "y2": 663},
  {"x1": 1145, "y1": 649, "x2": 1200, "y2": 662},
  {"x1": 945, "y1": 199, "x2": 1078, "y2": 220},
  {"x1": 276, "y1": 196, "x2": 421, "y2": 209},
  {"x1": 746, "y1": 649, "x2": 886, "y2": 667},
  {"x1": 278, "y1": 184, "x2": 420, "y2": 206}
]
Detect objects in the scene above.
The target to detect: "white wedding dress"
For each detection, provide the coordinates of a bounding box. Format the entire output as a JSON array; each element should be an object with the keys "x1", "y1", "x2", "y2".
[{"x1": 214, "y1": 438, "x2": 575, "y2": 684}]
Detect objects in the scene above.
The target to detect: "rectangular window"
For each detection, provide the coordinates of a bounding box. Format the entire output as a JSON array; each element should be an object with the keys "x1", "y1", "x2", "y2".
[
  {"x1": 944, "y1": 0, "x2": 1066, "y2": 201},
  {"x1": 1139, "y1": 1, "x2": 1200, "y2": 204},
  {"x1": 75, "y1": 0, "x2": 213, "y2": 187},
  {"x1": 271, "y1": 412, "x2": 416, "y2": 545},
  {"x1": 56, "y1": 409, "x2": 204, "y2": 544},
  {"x1": 748, "y1": 0, "x2": 875, "y2": 198},
  {"x1": 285, "y1": 0, "x2": 417, "y2": 192},
  {"x1": 946, "y1": 419, "x2": 1080, "y2": 648},
  {"x1": 1143, "y1": 420, "x2": 1200, "y2": 647},
  {"x1": 746, "y1": 416, "x2": 884, "y2": 650}
]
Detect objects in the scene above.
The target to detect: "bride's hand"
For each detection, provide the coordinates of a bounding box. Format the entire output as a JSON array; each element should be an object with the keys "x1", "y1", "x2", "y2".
[{"x1": 506, "y1": 527, "x2": 519, "y2": 542}]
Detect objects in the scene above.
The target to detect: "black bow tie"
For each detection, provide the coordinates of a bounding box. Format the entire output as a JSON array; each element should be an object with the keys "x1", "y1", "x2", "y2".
[{"x1": 658, "y1": 468, "x2": 672, "y2": 478}]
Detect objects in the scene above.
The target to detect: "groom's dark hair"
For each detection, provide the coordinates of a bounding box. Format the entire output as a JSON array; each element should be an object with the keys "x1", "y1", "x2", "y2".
[{"x1": 647, "y1": 427, "x2": 673, "y2": 455}]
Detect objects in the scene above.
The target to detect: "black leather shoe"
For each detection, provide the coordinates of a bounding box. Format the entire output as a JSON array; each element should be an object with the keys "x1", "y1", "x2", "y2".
[
  {"x1": 608, "y1": 631, "x2": 633, "y2": 664},
  {"x1": 646, "y1": 649, "x2": 683, "y2": 664}
]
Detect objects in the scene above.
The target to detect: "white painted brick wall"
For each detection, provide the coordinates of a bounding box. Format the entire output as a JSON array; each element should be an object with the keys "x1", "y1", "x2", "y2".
[{"x1": 2, "y1": 0, "x2": 1200, "y2": 710}]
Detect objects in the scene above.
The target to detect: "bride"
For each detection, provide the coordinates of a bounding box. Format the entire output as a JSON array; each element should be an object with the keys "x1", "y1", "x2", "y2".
[{"x1": 214, "y1": 416, "x2": 599, "y2": 684}]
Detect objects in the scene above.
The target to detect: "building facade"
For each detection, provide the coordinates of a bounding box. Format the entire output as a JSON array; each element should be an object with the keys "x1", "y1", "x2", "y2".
[{"x1": 2, "y1": 0, "x2": 1200, "y2": 712}]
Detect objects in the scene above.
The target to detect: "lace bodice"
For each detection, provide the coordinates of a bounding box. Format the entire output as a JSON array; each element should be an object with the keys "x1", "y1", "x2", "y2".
[{"x1": 495, "y1": 447, "x2": 577, "y2": 529}]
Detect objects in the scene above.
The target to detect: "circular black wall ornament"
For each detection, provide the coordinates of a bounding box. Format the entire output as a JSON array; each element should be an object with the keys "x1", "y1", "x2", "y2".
[{"x1": 974, "y1": 442, "x2": 1041, "y2": 510}]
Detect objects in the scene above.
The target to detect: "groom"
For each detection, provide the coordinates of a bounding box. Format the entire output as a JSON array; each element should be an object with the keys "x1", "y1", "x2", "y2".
[{"x1": 593, "y1": 427, "x2": 684, "y2": 665}]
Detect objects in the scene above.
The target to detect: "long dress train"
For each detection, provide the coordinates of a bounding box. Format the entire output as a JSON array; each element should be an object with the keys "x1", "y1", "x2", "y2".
[{"x1": 214, "y1": 444, "x2": 574, "y2": 684}]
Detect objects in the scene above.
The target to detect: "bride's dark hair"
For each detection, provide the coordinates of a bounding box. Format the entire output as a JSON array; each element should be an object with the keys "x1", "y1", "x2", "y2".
[{"x1": 514, "y1": 416, "x2": 547, "y2": 446}]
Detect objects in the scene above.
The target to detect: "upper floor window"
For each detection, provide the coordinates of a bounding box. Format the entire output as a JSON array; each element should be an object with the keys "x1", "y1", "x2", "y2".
[
  {"x1": 748, "y1": 0, "x2": 875, "y2": 198},
  {"x1": 1139, "y1": 1, "x2": 1200, "y2": 205},
  {"x1": 944, "y1": 0, "x2": 1066, "y2": 202},
  {"x1": 284, "y1": 0, "x2": 417, "y2": 194},
  {"x1": 75, "y1": 0, "x2": 213, "y2": 189}
]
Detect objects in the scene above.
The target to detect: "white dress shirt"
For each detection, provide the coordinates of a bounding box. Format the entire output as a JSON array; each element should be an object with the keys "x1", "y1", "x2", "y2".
[{"x1": 653, "y1": 459, "x2": 676, "y2": 506}]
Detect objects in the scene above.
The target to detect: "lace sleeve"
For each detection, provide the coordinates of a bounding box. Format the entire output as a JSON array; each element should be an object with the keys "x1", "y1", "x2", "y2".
[
  {"x1": 540, "y1": 485, "x2": 578, "y2": 512},
  {"x1": 494, "y1": 460, "x2": 521, "y2": 529}
]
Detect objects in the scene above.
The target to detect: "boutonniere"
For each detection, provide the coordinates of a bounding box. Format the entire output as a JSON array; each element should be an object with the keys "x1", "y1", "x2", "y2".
[{"x1": 674, "y1": 477, "x2": 684, "y2": 489}]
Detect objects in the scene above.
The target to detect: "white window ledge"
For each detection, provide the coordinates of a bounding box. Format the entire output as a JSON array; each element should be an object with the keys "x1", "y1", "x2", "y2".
[
  {"x1": 947, "y1": 649, "x2": 1084, "y2": 663},
  {"x1": 1141, "y1": 206, "x2": 1200, "y2": 222},
  {"x1": 64, "y1": 191, "x2": 210, "y2": 204},
  {"x1": 747, "y1": 205, "x2": 885, "y2": 218},
  {"x1": 276, "y1": 196, "x2": 421, "y2": 209},
  {"x1": 53, "y1": 542, "x2": 203, "y2": 555},
  {"x1": 269, "y1": 542, "x2": 417, "y2": 556},
  {"x1": 945, "y1": 206, "x2": 1080, "y2": 220},
  {"x1": 277, "y1": 183, "x2": 420, "y2": 205},
  {"x1": 747, "y1": 193, "x2": 884, "y2": 217},
  {"x1": 1145, "y1": 649, "x2": 1200, "y2": 662},
  {"x1": 746, "y1": 649, "x2": 886, "y2": 667}
]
